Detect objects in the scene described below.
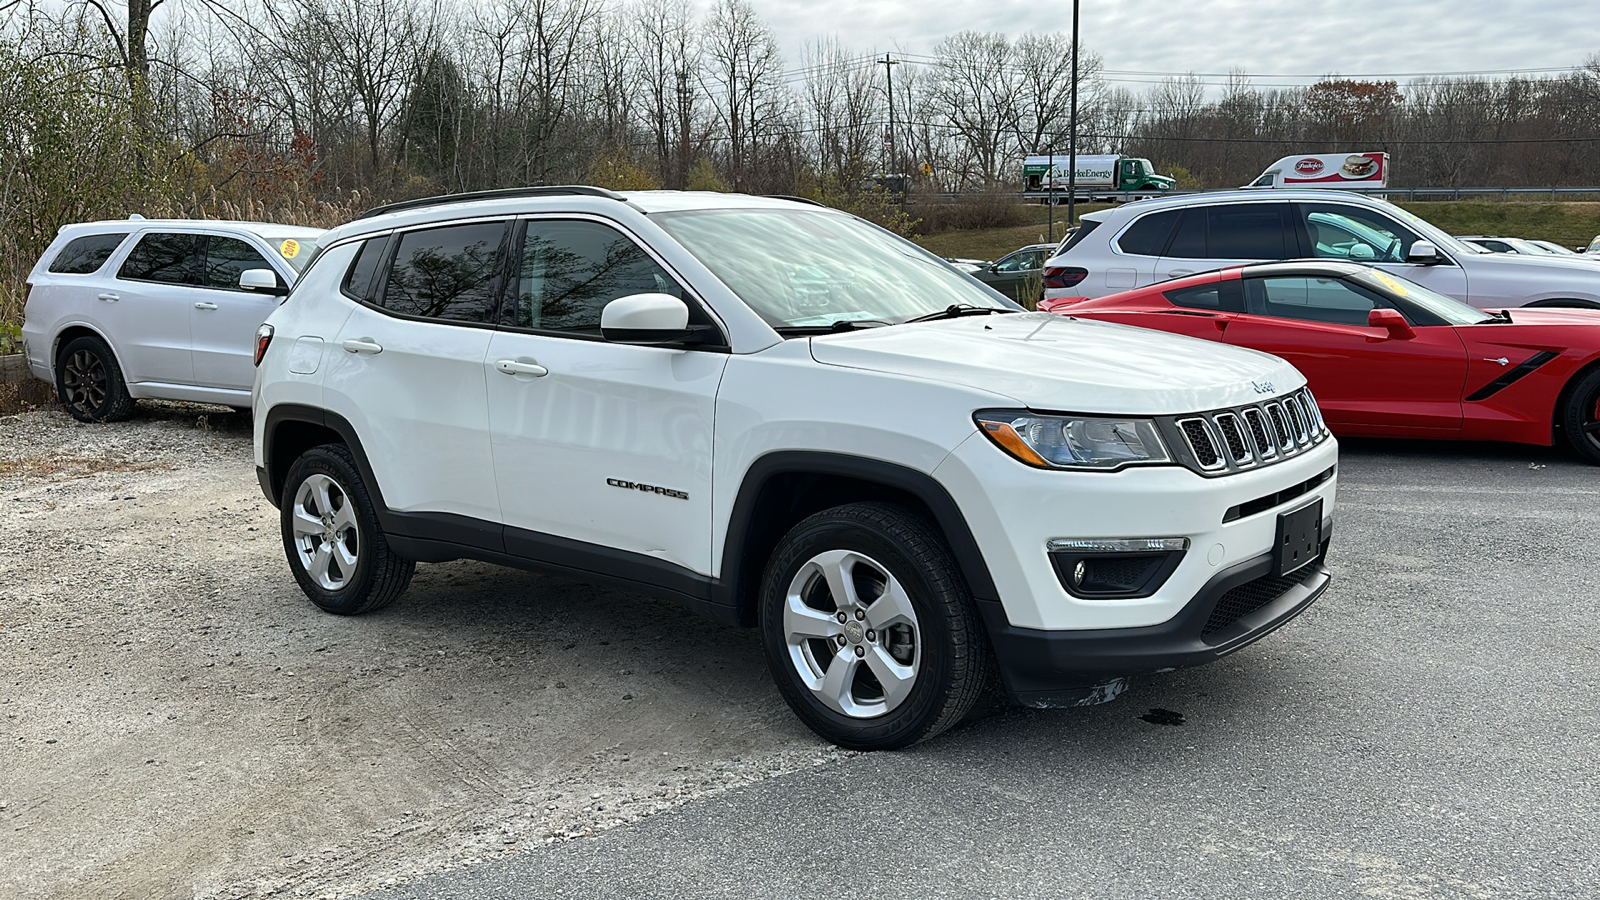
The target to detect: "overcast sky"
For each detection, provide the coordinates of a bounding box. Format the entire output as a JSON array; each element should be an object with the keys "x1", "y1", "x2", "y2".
[{"x1": 745, "y1": 0, "x2": 1599, "y2": 91}]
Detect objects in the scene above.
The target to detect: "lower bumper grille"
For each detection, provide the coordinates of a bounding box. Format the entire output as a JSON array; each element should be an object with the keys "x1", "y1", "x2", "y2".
[{"x1": 1202, "y1": 563, "x2": 1322, "y2": 637}]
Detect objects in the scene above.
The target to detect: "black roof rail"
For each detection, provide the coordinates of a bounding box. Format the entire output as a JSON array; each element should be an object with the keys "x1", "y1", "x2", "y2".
[
  {"x1": 763, "y1": 194, "x2": 827, "y2": 207},
  {"x1": 355, "y1": 186, "x2": 628, "y2": 221}
]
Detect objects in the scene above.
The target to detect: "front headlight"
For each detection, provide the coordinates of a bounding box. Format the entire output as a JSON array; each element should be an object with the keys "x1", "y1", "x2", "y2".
[{"x1": 974, "y1": 410, "x2": 1171, "y2": 470}]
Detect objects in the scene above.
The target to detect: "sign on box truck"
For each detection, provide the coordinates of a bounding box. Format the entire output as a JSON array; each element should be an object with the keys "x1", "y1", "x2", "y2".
[
  {"x1": 1023, "y1": 155, "x2": 1175, "y2": 200},
  {"x1": 1244, "y1": 152, "x2": 1388, "y2": 189}
]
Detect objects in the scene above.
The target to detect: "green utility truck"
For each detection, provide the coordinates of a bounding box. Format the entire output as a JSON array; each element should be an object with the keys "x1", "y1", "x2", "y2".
[{"x1": 1022, "y1": 155, "x2": 1175, "y2": 202}]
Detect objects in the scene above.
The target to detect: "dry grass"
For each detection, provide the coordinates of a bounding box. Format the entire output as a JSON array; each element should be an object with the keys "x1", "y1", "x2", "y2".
[
  {"x1": 0, "y1": 377, "x2": 55, "y2": 416},
  {"x1": 0, "y1": 454, "x2": 175, "y2": 480}
]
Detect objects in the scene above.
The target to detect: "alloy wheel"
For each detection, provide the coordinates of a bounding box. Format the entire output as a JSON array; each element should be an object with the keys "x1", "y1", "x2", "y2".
[
  {"x1": 61, "y1": 349, "x2": 107, "y2": 415},
  {"x1": 290, "y1": 473, "x2": 361, "y2": 591},
  {"x1": 781, "y1": 548, "x2": 921, "y2": 719}
]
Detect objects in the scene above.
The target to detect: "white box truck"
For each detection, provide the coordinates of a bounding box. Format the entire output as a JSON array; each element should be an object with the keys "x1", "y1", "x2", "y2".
[{"x1": 1243, "y1": 152, "x2": 1388, "y2": 189}]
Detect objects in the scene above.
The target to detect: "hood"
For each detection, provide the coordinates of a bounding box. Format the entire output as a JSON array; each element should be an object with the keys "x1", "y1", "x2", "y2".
[
  {"x1": 808, "y1": 312, "x2": 1305, "y2": 415},
  {"x1": 1463, "y1": 249, "x2": 1600, "y2": 275}
]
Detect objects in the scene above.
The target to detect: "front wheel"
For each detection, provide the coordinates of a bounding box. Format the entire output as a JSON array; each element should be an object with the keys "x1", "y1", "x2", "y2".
[
  {"x1": 758, "y1": 502, "x2": 991, "y2": 750},
  {"x1": 280, "y1": 444, "x2": 414, "y2": 614},
  {"x1": 1561, "y1": 368, "x2": 1600, "y2": 465}
]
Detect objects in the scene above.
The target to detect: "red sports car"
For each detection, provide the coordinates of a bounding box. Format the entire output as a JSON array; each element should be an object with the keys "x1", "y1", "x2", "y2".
[{"x1": 1041, "y1": 260, "x2": 1600, "y2": 464}]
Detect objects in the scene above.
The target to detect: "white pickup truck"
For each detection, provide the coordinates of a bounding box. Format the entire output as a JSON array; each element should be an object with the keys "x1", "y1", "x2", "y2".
[{"x1": 252, "y1": 188, "x2": 1338, "y2": 749}]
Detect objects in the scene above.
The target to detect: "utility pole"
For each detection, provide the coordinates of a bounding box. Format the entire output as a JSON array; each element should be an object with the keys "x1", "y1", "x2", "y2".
[
  {"x1": 1067, "y1": 0, "x2": 1080, "y2": 226},
  {"x1": 880, "y1": 54, "x2": 898, "y2": 185}
]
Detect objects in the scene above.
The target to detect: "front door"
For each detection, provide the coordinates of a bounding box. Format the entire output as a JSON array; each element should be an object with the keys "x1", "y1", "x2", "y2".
[
  {"x1": 485, "y1": 217, "x2": 727, "y2": 577},
  {"x1": 190, "y1": 235, "x2": 290, "y2": 391},
  {"x1": 1225, "y1": 273, "x2": 1468, "y2": 434},
  {"x1": 1292, "y1": 202, "x2": 1470, "y2": 301}
]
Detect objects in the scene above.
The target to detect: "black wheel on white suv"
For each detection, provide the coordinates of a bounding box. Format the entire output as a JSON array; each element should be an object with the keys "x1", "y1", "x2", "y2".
[
  {"x1": 758, "y1": 502, "x2": 992, "y2": 750},
  {"x1": 56, "y1": 335, "x2": 136, "y2": 423},
  {"x1": 1561, "y1": 368, "x2": 1600, "y2": 465},
  {"x1": 280, "y1": 444, "x2": 414, "y2": 614}
]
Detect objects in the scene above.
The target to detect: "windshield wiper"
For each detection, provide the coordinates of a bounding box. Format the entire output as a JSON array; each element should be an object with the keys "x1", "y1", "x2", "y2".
[
  {"x1": 904, "y1": 304, "x2": 1012, "y2": 323},
  {"x1": 774, "y1": 319, "x2": 893, "y2": 335}
]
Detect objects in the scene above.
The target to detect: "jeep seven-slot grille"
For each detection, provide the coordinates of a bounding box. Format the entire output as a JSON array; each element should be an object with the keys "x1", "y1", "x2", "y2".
[{"x1": 1165, "y1": 388, "x2": 1330, "y2": 476}]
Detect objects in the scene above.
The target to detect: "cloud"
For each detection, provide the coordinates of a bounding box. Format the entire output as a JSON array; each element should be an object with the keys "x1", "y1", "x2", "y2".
[{"x1": 744, "y1": 0, "x2": 1594, "y2": 86}]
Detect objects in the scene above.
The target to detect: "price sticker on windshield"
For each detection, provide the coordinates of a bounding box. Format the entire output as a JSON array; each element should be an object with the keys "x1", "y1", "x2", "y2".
[{"x1": 1370, "y1": 269, "x2": 1409, "y2": 296}]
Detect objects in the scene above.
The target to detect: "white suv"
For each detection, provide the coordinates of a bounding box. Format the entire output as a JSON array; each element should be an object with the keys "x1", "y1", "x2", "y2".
[
  {"x1": 252, "y1": 187, "x2": 1339, "y2": 749},
  {"x1": 1043, "y1": 190, "x2": 1600, "y2": 309},
  {"x1": 21, "y1": 218, "x2": 322, "y2": 421}
]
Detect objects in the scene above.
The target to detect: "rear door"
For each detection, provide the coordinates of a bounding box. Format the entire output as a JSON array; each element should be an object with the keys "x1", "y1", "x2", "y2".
[
  {"x1": 1155, "y1": 202, "x2": 1293, "y2": 281},
  {"x1": 110, "y1": 231, "x2": 204, "y2": 386},
  {"x1": 1223, "y1": 273, "x2": 1468, "y2": 433},
  {"x1": 323, "y1": 221, "x2": 507, "y2": 525}
]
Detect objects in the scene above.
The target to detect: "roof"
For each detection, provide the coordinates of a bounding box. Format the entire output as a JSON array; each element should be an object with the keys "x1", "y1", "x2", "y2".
[
  {"x1": 59, "y1": 218, "x2": 323, "y2": 239},
  {"x1": 1086, "y1": 188, "x2": 1397, "y2": 218},
  {"x1": 320, "y1": 188, "x2": 841, "y2": 245}
]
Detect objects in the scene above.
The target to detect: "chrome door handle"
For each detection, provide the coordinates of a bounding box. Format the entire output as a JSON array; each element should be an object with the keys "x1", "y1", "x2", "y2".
[
  {"x1": 97, "y1": 293, "x2": 119, "y2": 302},
  {"x1": 194, "y1": 302, "x2": 219, "y2": 310},
  {"x1": 495, "y1": 359, "x2": 549, "y2": 377},
  {"x1": 341, "y1": 338, "x2": 383, "y2": 354}
]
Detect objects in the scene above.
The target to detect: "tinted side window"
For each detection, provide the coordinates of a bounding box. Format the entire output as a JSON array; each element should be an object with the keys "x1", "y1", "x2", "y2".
[
  {"x1": 1164, "y1": 279, "x2": 1245, "y2": 312},
  {"x1": 1245, "y1": 276, "x2": 1388, "y2": 326},
  {"x1": 1057, "y1": 219, "x2": 1100, "y2": 253},
  {"x1": 343, "y1": 237, "x2": 388, "y2": 301},
  {"x1": 205, "y1": 236, "x2": 275, "y2": 290},
  {"x1": 1117, "y1": 210, "x2": 1180, "y2": 256},
  {"x1": 118, "y1": 233, "x2": 205, "y2": 285},
  {"x1": 380, "y1": 222, "x2": 508, "y2": 323},
  {"x1": 1206, "y1": 205, "x2": 1287, "y2": 259},
  {"x1": 49, "y1": 233, "x2": 130, "y2": 274},
  {"x1": 509, "y1": 220, "x2": 684, "y2": 333},
  {"x1": 1167, "y1": 209, "x2": 1206, "y2": 258}
]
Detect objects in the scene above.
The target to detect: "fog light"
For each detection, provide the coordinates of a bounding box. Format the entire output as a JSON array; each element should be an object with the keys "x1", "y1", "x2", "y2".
[{"x1": 1047, "y1": 537, "x2": 1190, "y2": 599}]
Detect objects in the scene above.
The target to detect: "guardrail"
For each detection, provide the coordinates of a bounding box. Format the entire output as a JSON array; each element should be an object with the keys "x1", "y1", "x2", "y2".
[{"x1": 1017, "y1": 187, "x2": 1600, "y2": 202}]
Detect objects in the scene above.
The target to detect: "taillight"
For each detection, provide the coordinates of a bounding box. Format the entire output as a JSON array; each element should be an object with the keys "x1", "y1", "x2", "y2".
[
  {"x1": 1043, "y1": 267, "x2": 1088, "y2": 289},
  {"x1": 254, "y1": 324, "x2": 274, "y2": 367}
]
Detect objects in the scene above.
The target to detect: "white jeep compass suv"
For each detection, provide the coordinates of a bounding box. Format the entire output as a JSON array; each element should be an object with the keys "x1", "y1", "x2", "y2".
[{"x1": 252, "y1": 187, "x2": 1339, "y2": 749}]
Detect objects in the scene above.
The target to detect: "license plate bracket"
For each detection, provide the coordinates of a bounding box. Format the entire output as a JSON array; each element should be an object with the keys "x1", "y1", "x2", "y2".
[{"x1": 1274, "y1": 499, "x2": 1323, "y2": 577}]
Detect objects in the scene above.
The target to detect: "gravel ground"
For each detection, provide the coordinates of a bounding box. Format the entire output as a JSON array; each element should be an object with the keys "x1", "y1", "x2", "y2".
[{"x1": 0, "y1": 402, "x2": 844, "y2": 900}]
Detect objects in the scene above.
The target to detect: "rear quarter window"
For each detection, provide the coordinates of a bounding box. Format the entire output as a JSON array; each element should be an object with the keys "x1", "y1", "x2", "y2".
[
  {"x1": 1116, "y1": 211, "x2": 1179, "y2": 256},
  {"x1": 48, "y1": 233, "x2": 131, "y2": 274}
]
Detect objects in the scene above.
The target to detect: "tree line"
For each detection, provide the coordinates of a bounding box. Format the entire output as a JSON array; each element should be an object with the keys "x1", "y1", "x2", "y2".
[{"x1": 3, "y1": 0, "x2": 1599, "y2": 330}]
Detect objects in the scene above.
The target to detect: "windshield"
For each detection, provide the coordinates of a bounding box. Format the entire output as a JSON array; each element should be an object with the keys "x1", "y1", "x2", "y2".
[
  {"x1": 257, "y1": 232, "x2": 322, "y2": 274},
  {"x1": 1379, "y1": 204, "x2": 1478, "y2": 257},
  {"x1": 1349, "y1": 268, "x2": 1495, "y2": 325},
  {"x1": 652, "y1": 208, "x2": 1017, "y2": 329}
]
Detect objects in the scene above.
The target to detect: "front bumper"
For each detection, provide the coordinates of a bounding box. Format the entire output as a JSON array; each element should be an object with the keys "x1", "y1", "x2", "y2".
[{"x1": 980, "y1": 546, "x2": 1330, "y2": 707}]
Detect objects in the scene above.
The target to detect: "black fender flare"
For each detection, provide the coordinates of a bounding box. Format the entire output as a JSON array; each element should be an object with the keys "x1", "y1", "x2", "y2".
[
  {"x1": 715, "y1": 450, "x2": 1001, "y2": 623},
  {"x1": 259, "y1": 404, "x2": 388, "y2": 514}
]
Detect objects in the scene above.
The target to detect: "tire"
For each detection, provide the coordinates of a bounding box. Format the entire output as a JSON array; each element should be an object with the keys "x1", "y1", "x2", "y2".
[
  {"x1": 55, "y1": 335, "x2": 136, "y2": 423},
  {"x1": 280, "y1": 444, "x2": 414, "y2": 614},
  {"x1": 758, "y1": 502, "x2": 992, "y2": 750},
  {"x1": 1560, "y1": 368, "x2": 1600, "y2": 466}
]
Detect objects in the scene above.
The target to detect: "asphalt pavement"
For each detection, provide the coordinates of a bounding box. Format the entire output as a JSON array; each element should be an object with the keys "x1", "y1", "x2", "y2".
[{"x1": 376, "y1": 437, "x2": 1599, "y2": 899}]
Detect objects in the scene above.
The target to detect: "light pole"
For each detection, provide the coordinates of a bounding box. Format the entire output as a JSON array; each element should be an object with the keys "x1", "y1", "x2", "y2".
[{"x1": 1067, "y1": 0, "x2": 1080, "y2": 226}]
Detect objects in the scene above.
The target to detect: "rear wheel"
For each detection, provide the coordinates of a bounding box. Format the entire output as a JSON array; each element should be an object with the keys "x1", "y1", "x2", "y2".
[
  {"x1": 55, "y1": 336, "x2": 136, "y2": 423},
  {"x1": 1560, "y1": 368, "x2": 1600, "y2": 465},
  {"x1": 758, "y1": 502, "x2": 991, "y2": 750},
  {"x1": 281, "y1": 444, "x2": 414, "y2": 614}
]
